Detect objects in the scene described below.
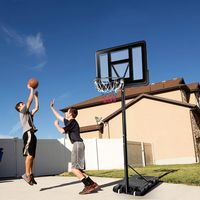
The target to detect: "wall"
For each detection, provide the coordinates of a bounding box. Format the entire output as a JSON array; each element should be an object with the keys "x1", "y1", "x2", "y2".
[
  {"x1": 189, "y1": 93, "x2": 198, "y2": 105},
  {"x1": 0, "y1": 138, "x2": 71, "y2": 178},
  {"x1": 155, "y1": 90, "x2": 182, "y2": 101},
  {"x1": 106, "y1": 98, "x2": 197, "y2": 165},
  {"x1": 0, "y1": 138, "x2": 151, "y2": 178}
]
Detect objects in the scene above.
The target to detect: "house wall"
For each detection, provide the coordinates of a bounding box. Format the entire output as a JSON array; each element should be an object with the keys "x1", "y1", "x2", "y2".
[
  {"x1": 77, "y1": 90, "x2": 184, "y2": 130},
  {"x1": 155, "y1": 90, "x2": 183, "y2": 101},
  {"x1": 81, "y1": 130, "x2": 101, "y2": 139},
  {"x1": 190, "y1": 111, "x2": 200, "y2": 162},
  {"x1": 75, "y1": 88, "x2": 199, "y2": 165},
  {"x1": 105, "y1": 98, "x2": 196, "y2": 164},
  {"x1": 189, "y1": 93, "x2": 198, "y2": 105},
  {"x1": 78, "y1": 90, "x2": 184, "y2": 136},
  {"x1": 76, "y1": 100, "x2": 121, "y2": 127}
]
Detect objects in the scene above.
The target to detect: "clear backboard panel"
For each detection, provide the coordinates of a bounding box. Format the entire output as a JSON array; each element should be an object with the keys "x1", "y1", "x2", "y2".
[{"x1": 96, "y1": 40, "x2": 149, "y2": 87}]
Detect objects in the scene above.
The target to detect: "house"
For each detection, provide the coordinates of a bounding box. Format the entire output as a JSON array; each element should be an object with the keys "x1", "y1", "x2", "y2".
[{"x1": 61, "y1": 78, "x2": 200, "y2": 165}]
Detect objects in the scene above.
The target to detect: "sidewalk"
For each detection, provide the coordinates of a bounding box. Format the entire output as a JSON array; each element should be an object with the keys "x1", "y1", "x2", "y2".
[{"x1": 1, "y1": 176, "x2": 200, "y2": 200}]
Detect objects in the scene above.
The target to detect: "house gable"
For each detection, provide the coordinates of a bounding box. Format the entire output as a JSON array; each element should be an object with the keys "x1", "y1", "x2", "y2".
[{"x1": 102, "y1": 93, "x2": 198, "y2": 123}]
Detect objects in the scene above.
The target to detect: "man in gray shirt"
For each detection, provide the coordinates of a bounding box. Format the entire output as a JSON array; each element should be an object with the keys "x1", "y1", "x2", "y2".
[{"x1": 15, "y1": 84, "x2": 39, "y2": 185}]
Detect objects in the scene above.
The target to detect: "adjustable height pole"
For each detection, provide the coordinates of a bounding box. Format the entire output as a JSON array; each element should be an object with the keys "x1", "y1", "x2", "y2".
[{"x1": 121, "y1": 81, "x2": 129, "y2": 193}]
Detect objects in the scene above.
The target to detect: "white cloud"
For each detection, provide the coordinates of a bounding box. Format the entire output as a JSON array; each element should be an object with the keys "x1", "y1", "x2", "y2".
[
  {"x1": 1, "y1": 26, "x2": 46, "y2": 57},
  {"x1": 26, "y1": 33, "x2": 45, "y2": 57},
  {"x1": 1, "y1": 25, "x2": 23, "y2": 46},
  {"x1": 30, "y1": 61, "x2": 47, "y2": 71}
]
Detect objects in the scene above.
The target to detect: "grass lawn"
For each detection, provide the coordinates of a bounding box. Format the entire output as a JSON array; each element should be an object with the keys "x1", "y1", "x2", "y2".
[{"x1": 60, "y1": 163, "x2": 200, "y2": 186}]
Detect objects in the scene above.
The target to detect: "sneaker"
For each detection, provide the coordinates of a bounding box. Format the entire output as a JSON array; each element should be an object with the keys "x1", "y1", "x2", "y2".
[
  {"x1": 30, "y1": 174, "x2": 37, "y2": 185},
  {"x1": 21, "y1": 174, "x2": 33, "y2": 186},
  {"x1": 92, "y1": 182, "x2": 100, "y2": 190},
  {"x1": 79, "y1": 184, "x2": 96, "y2": 195}
]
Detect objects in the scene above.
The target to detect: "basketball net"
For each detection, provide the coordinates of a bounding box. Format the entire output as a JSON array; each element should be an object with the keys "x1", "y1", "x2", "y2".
[{"x1": 94, "y1": 78, "x2": 124, "y2": 103}]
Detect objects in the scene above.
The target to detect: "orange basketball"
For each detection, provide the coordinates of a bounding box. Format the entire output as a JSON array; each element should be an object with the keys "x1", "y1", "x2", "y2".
[{"x1": 28, "y1": 78, "x2": 39, "y2": 89}]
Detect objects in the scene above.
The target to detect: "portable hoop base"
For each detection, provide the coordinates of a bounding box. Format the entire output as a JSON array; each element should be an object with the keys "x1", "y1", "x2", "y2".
[{"x1": 113, "y1": 175, "x2": 159, "y2": 196}]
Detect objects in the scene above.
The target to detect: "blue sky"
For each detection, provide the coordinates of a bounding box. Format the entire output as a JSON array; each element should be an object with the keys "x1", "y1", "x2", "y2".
[{"x1": 1, "y1": 0, "x2": 200, "y2": 139}]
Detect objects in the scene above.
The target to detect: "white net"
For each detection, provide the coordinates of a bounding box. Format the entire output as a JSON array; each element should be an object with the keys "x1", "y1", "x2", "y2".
[{"x1": 94, "y1": 78, "x2": 124, "y2": 94}]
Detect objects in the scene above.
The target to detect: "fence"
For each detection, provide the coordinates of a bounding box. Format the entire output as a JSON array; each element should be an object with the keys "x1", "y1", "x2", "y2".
[{"x1": 0, "y1": 138, "x2": 152, "y2": 178}]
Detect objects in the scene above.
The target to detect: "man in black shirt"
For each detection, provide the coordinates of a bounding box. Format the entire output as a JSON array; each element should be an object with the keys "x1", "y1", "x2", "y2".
[{"x1": 50, "y1": 99, "x2": 99, "y2": 194}]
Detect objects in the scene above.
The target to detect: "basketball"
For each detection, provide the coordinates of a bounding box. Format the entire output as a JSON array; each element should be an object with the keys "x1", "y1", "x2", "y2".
[{"x1": 28, "y1": 78, "x2": 39, "y2": 89}]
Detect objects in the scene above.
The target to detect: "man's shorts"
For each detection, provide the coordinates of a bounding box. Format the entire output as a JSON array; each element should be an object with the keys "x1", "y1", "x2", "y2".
[
  {"x1": 71, "y1": 141, "x2": 85, "y2": 170},
  {"x1": 23, "y1": 130, "x2": 37, "y2": 158}
]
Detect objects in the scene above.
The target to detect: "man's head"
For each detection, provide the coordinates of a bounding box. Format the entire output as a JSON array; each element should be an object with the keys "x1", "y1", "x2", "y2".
[
  {"x1": 15, "y1": 102, "x2": 25, "y2": 112},
  {"x1": 65, "y1": 107, "x2": 78, "y2": 119}
]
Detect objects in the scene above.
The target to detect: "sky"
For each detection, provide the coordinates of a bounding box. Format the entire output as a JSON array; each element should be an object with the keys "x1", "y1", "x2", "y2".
[{"x1": 1, "y1": 0, "x2": 200, "y2": 139}]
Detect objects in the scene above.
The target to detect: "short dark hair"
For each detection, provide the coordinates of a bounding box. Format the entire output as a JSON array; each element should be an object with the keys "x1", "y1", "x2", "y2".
[
  {"x1": 68, "y1": 107, "x2": 78, "y2": 118},
  {"x1": 15, "y1": 102, "x2": 23, "y2": 112}
]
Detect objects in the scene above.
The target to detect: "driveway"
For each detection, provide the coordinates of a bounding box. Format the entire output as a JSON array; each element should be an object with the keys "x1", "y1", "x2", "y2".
[{"x1": 1, "y1": 176, "x2": 200, "y2": 200}]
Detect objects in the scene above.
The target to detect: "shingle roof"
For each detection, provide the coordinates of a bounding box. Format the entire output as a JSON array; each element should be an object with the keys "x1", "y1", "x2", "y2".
[
  {"x1": 61, "y1": 77, "x2": 200, "y2": 112},
  {"x1": 186, "y1": 82, "x2": 200, "y2": 92}
]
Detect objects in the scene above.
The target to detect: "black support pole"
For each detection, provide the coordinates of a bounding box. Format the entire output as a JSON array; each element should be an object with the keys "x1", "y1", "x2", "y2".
[{"x1": 121, "y1": 82, "x2": 129, "y2": 193}]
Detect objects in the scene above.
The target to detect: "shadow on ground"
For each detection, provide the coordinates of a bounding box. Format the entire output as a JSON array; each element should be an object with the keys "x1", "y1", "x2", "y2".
[{"x1": 40, "y1": 180, "x2": 81, "y2": 191}]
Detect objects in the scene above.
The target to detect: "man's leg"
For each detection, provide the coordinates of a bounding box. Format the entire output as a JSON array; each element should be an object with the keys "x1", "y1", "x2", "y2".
[
  {"x1": 22, "y1": 131, "x2": 33, "y2": 185},
  {"x1": 80, "y1": 170, "x2": 99, "y2": 190},
  {"x1": 25, "y1": 154, "x2": 33, "y2": 176},
  {"x1": 71, "y1": 168, "x2": 99, "y2": 194},
  {"x1": 71, "y1": 142, "x2": 99, "y2": 194},
  {"x1": 22, "y1": 155, "x2": 33, "y2": 185},
  {"x1": 22, "y1": 131, "x2": 37, "y2": 185},
  {"x1": 30, "y1": 133, "x2": 37, "y2": 184},
  {"x1": 71, "y1": 168, "x2": 85, "y2": 179}
]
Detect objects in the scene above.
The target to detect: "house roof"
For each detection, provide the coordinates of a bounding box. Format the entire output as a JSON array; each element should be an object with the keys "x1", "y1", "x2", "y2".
[
  {"x1": 80, "y1": 124, "x2": 103, "y2": 133},
  {"x1": 102, "y1": 93, "x2": 200, "y2": 123},
  {"x1": 61, "y1": 77, "x2": 200, "y2": 112},
  {"x1": 79, "y1": 93, "x2": 200, "y2": 134},
  {"x1": 186, "y1": 82, "x2": 200, "y2": 92}
]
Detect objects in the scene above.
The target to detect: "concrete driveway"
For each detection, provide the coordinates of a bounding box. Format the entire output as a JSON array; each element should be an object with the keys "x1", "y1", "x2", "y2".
[{"x1": 1, "y1": 176, "x2": 200, "y2": 200}]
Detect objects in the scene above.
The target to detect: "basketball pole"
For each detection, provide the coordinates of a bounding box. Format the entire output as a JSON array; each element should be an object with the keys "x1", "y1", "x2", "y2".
[{"x1": 121, "y1": 80, "x2": 129, "y2": 193}]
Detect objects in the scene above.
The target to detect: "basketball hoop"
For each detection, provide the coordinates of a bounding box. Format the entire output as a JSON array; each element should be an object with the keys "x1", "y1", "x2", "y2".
[
  {"x1": 95, "y1": 41, "x2": 150, "y2": 194},
  {"x1": 94, "y1": 77, "x2": 124, "y2": 103}
]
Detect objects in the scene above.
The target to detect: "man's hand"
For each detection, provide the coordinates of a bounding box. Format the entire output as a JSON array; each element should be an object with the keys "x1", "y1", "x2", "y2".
[
  {"x1": 27, "y1": 84, "x2": 33, "y2": 90},
  {"x1": 26, "y1": 84, "x2": 34, "y2": 109},
  {"x1": 50, "y1": 99, "x2": 64, "y2": 122},
  {"x1": 54, "y1": 119, "x2": 65, "y2": 134},
  {"x1": 50, "y1": 99, "x2": 55, "y2": 108}
]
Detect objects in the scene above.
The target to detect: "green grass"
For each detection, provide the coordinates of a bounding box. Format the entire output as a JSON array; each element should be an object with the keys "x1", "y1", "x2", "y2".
[{"x1": 60, "y1": 163, "x2": 200, "y2": 186}]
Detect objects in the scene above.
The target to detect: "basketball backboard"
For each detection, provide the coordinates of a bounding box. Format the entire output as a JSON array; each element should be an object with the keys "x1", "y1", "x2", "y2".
[{"x1": 96, "y1": 40, "x2": 149, "y2": 87}]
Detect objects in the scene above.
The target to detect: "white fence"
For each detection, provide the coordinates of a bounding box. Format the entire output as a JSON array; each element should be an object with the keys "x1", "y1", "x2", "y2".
[{"x1": 0, "y1": 138, "x2": 124, "y2": 178}]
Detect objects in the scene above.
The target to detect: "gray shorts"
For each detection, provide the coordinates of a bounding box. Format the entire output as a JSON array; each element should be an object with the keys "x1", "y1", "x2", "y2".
[{"x1": 71, "y1": 141, "x2": 85, "y2": 170}]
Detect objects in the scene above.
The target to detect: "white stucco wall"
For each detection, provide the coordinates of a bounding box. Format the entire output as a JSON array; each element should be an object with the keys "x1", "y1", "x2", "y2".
[{"x1": 0, "y1": 138, "x2": 124, "y2": 178}]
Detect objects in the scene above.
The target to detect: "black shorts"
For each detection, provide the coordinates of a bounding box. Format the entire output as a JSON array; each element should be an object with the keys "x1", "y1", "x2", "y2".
[{"x1": 23, "y1": 130, "x2": 37, "y2": 158}]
